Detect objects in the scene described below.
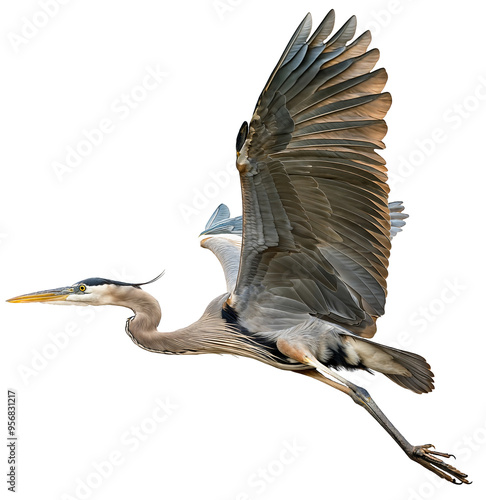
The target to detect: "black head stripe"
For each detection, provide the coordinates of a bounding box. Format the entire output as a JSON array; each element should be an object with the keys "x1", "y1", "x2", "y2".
[
  {"x1": 76, "y1": 278, "x2": 142, "y2": 289},
  {"x1": 76, "y1": 272, "x2": 164, "y2": 289}
]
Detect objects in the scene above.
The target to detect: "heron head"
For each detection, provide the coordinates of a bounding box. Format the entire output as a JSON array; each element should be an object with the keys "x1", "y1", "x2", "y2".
[{"x1": 7, "y1": 273, "x2": 164, "y2": 307}]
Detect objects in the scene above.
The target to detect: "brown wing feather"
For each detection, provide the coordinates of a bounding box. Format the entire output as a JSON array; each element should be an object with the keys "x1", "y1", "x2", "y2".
[{"x1": 232, "y1": 11, "x2": 392, "y2": 338}]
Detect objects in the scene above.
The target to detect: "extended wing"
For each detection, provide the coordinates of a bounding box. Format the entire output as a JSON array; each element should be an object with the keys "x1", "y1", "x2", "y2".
[{"x1": 229, "y1": 11, "x2": 393, "y2": 338}]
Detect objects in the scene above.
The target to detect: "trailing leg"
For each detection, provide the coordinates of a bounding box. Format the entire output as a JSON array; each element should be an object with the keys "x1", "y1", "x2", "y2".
[{"x1": 276, "y1": 338, "x2": 470, "y2": 484}]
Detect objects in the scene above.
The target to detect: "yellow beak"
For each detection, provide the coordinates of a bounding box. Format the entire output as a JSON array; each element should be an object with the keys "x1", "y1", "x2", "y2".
[{"x1": 7, "y1": 287, "x2": 73, "y2": 303}]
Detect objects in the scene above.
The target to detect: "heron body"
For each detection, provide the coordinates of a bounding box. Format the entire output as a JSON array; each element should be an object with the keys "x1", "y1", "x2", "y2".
[{"x1": 8, "y1": 10, "x2": 469, "y2": 484}]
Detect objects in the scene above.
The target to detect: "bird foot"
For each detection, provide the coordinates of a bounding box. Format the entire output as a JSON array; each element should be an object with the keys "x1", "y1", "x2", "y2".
[{"x1": 410, "y1": 444, "x2": 470, "y2": 484}]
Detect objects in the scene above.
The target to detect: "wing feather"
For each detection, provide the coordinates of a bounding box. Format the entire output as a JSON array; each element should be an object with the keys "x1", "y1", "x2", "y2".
[
  {"x1": 205, "y1": 204, "x2": 231, "y2": 230},
  {"x1": 231, "y1": 12, "x2": 393, "y2": 337}
]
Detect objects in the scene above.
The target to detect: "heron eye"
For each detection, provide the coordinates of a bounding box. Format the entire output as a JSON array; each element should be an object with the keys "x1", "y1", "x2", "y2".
[{"x1": 79, "y1": 284, "x2": 86, "y2": 292}]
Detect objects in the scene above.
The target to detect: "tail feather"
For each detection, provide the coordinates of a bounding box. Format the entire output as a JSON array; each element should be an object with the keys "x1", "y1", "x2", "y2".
[
  {"x1": 382, "y1": 346, "x2": 435, "y2": 394},
  {"x1": 346, "y1": 336, "x2": 434, "y2": 394}
]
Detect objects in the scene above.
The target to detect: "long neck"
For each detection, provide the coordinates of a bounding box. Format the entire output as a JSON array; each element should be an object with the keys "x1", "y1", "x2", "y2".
[{"x1": 118, "y1": 287, "x2": 272, "y2": 360}]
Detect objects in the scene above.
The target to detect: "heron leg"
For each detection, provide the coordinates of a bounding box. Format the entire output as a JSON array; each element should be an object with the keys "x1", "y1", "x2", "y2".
[{"x1": 277, "y1": 339, "x2": 470, "y2": 484}]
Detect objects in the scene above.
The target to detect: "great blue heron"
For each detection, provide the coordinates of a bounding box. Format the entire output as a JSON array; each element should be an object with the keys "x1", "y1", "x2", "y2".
[{"x1": 7, "y1": 10, "x2": 469, "y2": 484}]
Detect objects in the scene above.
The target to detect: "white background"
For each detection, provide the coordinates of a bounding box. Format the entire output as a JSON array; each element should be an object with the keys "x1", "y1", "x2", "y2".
[{"x1": 1, "y1": 1, "x2": 485, "y2": 499}]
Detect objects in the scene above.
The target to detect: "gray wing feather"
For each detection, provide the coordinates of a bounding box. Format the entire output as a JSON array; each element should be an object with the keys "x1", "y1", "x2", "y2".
[
  {"x1": 231, "y1": 11, "x2": 393, "y2": 338},
  {"x1": 205, "y1": 204, "x2": 231, "y2": 230},
  {"x1": 200, "y1": 204, "x2": 243, "y2": 236},
  {"x1": 389, "y1": 201, "x2": 409, "y2": 239}
]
